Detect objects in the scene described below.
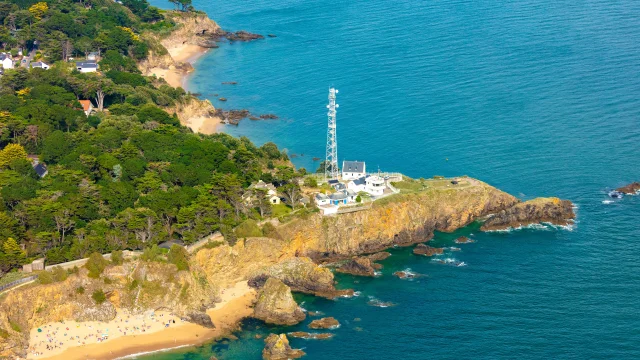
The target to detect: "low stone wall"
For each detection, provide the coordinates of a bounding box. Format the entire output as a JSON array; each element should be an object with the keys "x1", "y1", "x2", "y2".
[{"x1": 44, "y1": 250, "x2": 141, "y2": 271}]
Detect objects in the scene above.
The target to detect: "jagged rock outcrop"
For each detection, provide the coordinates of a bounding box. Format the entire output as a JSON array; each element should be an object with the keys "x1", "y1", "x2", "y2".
[
  {"x1": 253, "y1": 278, "x2": 305, "y2": 326},
  {"x1": 162, "y1": 12, "x2": 222, "y2": 49},
  {"x1": 173, "y1": 97, "x2": 220, "y2": 134},
  {"x1": 366, "y1": 252, "x2": 391, "y2": 262},
  {"x1": 413, "y1": 244, "x2": 444, "y2": 256},
  {"x1": 481, "y1": 197, "x2": 575, "y2": 231},
  {"x1": 249, "y1": 257, "x2": 353, "y2": 299},
  {"x1": 616, "y1": 182, "x2": 640, "y2": 194},
  {"x1": 308, "y1": 317, "x2": 340, "y2": 329},
  {"x1": 262, "y1": 333, "x2": 305, "y2": 360},
  {"x1": 186, "y1": 312, "x2": 215, "y2": 328},
  {"x1": 288, "y1": 331, "x2": 334, "y2": 340},
  {"x1": 335, "y1": 257, "x2": 376, "y2": 277},
  {"x1": 275, "y1": 179, "x2": 519, "y2": 261}
]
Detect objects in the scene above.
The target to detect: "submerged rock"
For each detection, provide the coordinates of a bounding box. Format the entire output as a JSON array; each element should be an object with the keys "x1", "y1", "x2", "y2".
[
  {"x1": 288, "y1": 331, "x2": 334, "y2": 340},
  {"x1": 454, "y1": 236, "x2": 474, "y2": 244},
  {"x1": 249, "y1": 257, "x2": 353, "y2": 299},
  {"x1": 308, "y1": 317, "x2": 340, "y2": 329},
  {"x1": 262, "y1": 333, "x2": 305, "y2": 360},
  {"x1": 393, "y1": 271, "x2": 421, "y2": 279},
  {"x1": 413, "y1": 244, "x2": 444, "y2": 256},
  {"x1": 616, "y1": 182, "x2": 640, "y2": 195},
  {"x1": 335, "y1": 257, "x2": 376, "y2": 277},
  {"x1": 253, "y1": 277, "x2": 306, "y2": 326},
  {"x1": 308, "y1": 311, "x2": 323, "y2": 317},
  {"x1": 481, "y1": 197, "x2": 575, "y2": 231}
]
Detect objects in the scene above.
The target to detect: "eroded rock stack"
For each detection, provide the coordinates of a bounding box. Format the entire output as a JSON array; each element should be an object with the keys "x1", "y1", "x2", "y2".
[
  {"x1": 253, "y1": 278, "x2": 305, "y2": 326},
  {"x1": 413, "y1": 244, "x2": 444, "y2": 256},
  {"x1": 335, "y1": 257, "x2": 376, "y2": 277},
  {"x1": 616, "y1": 182, "x2": 640, "y2": 195},
  {"x1": 262, "y1": 333, "x2": 305, "y2": 360}
]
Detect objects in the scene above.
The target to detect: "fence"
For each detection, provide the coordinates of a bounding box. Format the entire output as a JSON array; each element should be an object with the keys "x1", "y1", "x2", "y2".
[{"x1": 0, "y1": 275, "x2": 37, "y2": 293}]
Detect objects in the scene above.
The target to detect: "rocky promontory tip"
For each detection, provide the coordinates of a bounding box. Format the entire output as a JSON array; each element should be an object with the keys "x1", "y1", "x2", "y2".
[
  {"x1": 335, "y1": 257, "x2": 376, "y2": 277},
  {"x1": 480, "y1": 197, "x2": 575, "y2": 231},
  {"x1": 413, "y1": 244, "x2": 444, "y2": 256},
  {"x1": 262, "y1": 333, "x2": 305, "y2": 360},
  {"x1": 616, "y1": 182, "x2": 640, "y2": 195},
  {"x1": 308, "y1": 317, "x2": 340, "y2": 329},
  {"x1": 253, "y1": 278, "x2": 306, "y2": 326}
]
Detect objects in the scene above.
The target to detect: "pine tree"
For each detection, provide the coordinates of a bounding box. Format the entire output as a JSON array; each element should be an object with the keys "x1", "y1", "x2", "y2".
[{"x1": 2, "y1": 238, "x2": 26, "y2": 270}]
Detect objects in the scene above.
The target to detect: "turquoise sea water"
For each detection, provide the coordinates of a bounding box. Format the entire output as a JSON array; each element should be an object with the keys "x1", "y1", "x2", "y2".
[{"x1": 145, "y1": 1, "x2": 640, "y2": 358}]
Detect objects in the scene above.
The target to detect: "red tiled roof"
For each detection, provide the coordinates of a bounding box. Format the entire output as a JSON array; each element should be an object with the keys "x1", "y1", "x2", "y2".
[{"x1": 79, "y1": 100, "x2": 92, "y2": 112}]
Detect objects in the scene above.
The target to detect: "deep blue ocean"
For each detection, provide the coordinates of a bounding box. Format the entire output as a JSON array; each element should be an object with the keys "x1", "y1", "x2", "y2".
[{"x1": 145, "y1": 1, "x2": 640, "y2": 358}]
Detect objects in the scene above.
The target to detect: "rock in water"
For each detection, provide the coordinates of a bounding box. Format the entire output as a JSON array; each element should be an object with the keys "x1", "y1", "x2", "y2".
[
  {"x1": 335, "y1": 257, "x2": 376, "y2": 277},
  {"x1": 288, "y1": 331, "x2": 334, "y2": 339},
  {"x1": 253, "y1": 277, "x2": 306, "y2": 326},
  {"x1": 454, "y1": 236, "x2": 474, "y2": 244},
  {"x1": 616, "y1": 182, "x2": 640, "y2": 195},
  {"x1": 366, "y1": 251, "x2": 391, "y2": 262},
  {"x1": 186, "y1": 312, "x2": 215, "y2": 328},
  {"x1": 262, "y1": 334, "x2": 305, "y2": 360},
  {"x1": 481, "y1": 197, "x2": 575, "y2": 231},
  {"x1": 413, "y1": 244, "x2": 444, "y2": 256},
  {"x1": 308, "y1": 317, "x2": 340, "y2": 329}
]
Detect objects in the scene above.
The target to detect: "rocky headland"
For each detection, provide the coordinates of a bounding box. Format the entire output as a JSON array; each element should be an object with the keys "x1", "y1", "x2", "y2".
[{"x1": 0, "y1": 178, "x2": 575, "y2": 359}]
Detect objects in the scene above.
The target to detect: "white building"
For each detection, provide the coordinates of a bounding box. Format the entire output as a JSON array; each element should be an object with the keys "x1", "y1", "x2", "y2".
[
  {"x1": 244, "y1": 180, "x2": 280, "y2": 205},
  {"x1": 2, "y1": 57, "x2": 13, "y2": 69},
  {"x1": 315, "y1": 193, "x2": 330, "y2": 206},
  {"x1": 31, "y1": 61, "x2": 50, "y2": 70},
  {"x1": 347, "y1": 177, "x2": 367, "y2": 193},
  {"x1": 76, "y1": 60, "x2": 97, "y2": 73},
  {"x1": 365, "y1": 175, "x2": 385, "y2": 196},
  {"x1": 342, "y1": 160, "x2": 366, "y2": 180}
]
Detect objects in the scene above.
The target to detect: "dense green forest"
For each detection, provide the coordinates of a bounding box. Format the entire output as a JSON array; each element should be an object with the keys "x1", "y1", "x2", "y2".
[{"x1": 0, "y1": 0, "x2": 302, "y2": 273}]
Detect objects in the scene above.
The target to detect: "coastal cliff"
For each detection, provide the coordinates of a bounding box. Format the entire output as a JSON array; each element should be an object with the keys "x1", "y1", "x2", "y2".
[
  {"x1": 0, "y1": 178, "x2": 575, "y2": 359},
  {"x1": 480, "y1": 197, "x2": 575, "y2": 231}
]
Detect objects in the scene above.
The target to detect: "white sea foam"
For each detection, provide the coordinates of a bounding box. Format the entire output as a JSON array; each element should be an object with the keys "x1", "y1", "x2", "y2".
[
  {"x1": 602, "y1": 200, "x2": 614, "y2": 204},
  {"x1": 116, "y1": 345, "x2": 191, "y2": 359}
]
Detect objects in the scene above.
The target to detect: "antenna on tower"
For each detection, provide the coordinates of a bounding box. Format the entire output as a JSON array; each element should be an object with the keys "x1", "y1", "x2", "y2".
[{"x1": 325, "y1": 88, "x2": 339, "y2": 181}]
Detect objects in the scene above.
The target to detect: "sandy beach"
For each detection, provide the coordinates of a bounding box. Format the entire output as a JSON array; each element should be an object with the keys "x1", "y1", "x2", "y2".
[
  {"x1": 29, "y1": 281, "x2": 256, "y2": 360},
  {"x1": 149, "y1": 44, "x2": 207, "y2": 89}
]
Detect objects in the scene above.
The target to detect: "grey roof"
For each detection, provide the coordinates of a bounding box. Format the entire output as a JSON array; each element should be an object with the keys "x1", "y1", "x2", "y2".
[
  {"x1": 346, "y1": 189, "x2": 357, "y2": 196},
  {"x1": 76, "y1": 61, "x2": 97, "y2": 68},
  {"x1": 34, "y1": 163, "x2": 47, "y2": 177},
  {"x1": 329, "y1": 191, "x2": 347, "y2": 200},
  {"x1": 315, "y1": 193, "x2": 328, "y2": 200},
  {"x1": 350, "y1": 177, "x2": 366, "y2": 186},
  {"x1": 0, "y1": 54, "x2": 7, "y2": 60},
  {"x1": 31, "y1": 61, "x2": 46, "y2": 67},
  {"x1": 334, "y1": 183, "x2": 346, "y2": 191},
  {"x1": 327, "y1": 179, "x2": 339, "y2": 185},
  {"x1": 342, "y1": 160, "x2": 365, "y2": 173}
]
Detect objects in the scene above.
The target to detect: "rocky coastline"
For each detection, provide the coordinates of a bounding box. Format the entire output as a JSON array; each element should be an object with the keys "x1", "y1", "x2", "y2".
[
  {"x1": 616, "y1": 182, "x2": 640, "y2": 195},
  {"x1": 0, "y1": 177, "x2": 576, "y2": 359}
]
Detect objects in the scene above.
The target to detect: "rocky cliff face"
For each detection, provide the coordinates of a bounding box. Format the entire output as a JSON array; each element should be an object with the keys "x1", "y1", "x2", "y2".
[
  {"x1": 335, "y1": 257, "x2": 376, "y2": 277},
  {"x1": 161, "y1": 12, "x2": 221, "y2": 50},
  {"x1": 253, "y1": 278, "x2": 305, "y2": 326},
  {"x1": 275, "y1": 179, "x2": 519, "y2": 260},
  {"x1": 249, "y1": 257, "x2": 353, "y2": 299},
  {"x1": 480, "y1": 197, "x2": 575, "y2": 231}
]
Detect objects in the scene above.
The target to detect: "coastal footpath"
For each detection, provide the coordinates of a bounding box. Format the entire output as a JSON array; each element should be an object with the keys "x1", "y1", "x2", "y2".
[{"x1": 0, "y1": 177, "x2": 575, "y2": 359}]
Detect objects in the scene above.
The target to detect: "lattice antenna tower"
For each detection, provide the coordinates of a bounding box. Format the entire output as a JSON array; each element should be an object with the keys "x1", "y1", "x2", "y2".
[{"x1": 325, "y1": 88, "x2": 339, "y2": 180}]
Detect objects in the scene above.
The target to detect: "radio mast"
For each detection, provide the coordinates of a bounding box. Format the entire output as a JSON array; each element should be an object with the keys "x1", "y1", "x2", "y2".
[{"x1": 325, "y1": 88, "x2": 339, "y2": 180}]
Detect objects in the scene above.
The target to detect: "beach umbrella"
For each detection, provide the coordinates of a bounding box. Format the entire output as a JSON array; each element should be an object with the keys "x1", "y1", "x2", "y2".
[{"x1": 37, "y1": 328, "x2": 42, "y2": 332}]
